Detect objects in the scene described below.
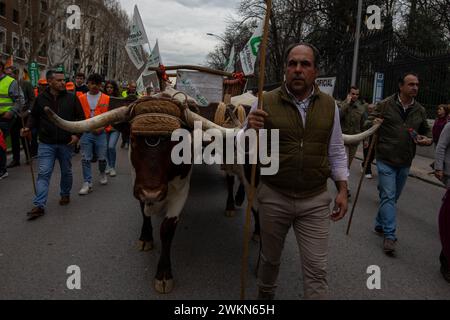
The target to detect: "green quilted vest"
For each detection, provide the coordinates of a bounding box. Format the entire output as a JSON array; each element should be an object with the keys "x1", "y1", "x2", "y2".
[{"x1": 261, "y1": 85, "x2": 336, "y2": 198}]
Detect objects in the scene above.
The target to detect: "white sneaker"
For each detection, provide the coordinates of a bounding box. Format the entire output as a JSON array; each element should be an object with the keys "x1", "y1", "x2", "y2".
[
  {"x1": 100, "y1": 173, "x2": 108, "y2": 185},
  {"x1": 105, "y1": 167, "x2": 111, "y2": 174},
  {"x1": 79, "y1": 182, "x2": 93, "y2": 195},
  {"x1": 0, "y1": 171, "x2": 8, "y2": 180},
  {"x1": 109, "y1": 168, "x2": 117, "y2": 177},
  {"x1": 365, "y1": 173, "x2": 373, "y2": 179}
]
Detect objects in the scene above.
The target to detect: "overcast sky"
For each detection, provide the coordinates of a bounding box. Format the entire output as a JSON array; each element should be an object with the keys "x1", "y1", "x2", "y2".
[{"x1": 118, "y1": 0, "x2": 241, "y2": 66}]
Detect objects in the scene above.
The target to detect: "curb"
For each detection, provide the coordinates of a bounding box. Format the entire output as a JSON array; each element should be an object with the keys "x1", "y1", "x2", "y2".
[{"x1": 355, "y1": 154, "x2": 445, "y2": 189}]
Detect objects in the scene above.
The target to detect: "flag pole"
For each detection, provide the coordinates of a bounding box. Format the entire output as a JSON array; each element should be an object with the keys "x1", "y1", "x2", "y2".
[
  {"x1": 21, "y1": 116, "x2": 36, "y2": 195},
  {"x1": 346, "y1": 133, "x2": 378, "y2": 235},
  {"x1": 240, "y1": 0, "x2": 272, "y2": 300}
]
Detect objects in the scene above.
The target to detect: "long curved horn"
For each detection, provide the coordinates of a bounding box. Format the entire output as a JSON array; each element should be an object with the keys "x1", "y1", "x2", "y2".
[
  {"x1": 44, "y1": 106, "x2": 130, "y2": 133},
  {"x1": 184, "y1": 108, "x2": 237, "y2": 135},
  {"x1": 343, "y1": 123, "x2": 381, "y2": 145}
]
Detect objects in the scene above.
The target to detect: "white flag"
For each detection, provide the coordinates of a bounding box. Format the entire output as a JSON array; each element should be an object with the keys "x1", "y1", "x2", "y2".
[
  {"x1": 224, "y1": 45, "x2": 235, "y2": 73},
  {"x1": 239, "y1": 19, "x2": 264, "y2": 75},
  {"x1": 127, "y1": 5, "x2": 149, "y2": 47},
  {"x1": 149, "y1": 40, "x2": 162, "y2": 66},
  {"x1": 136, "y1": 73, "x2": 145, "y2": 95},
  {"x1": 143, "y1": 40, "x2": 162, "y2": 76},
  {"x1": 125, "y1": 45, "x2": 145, "y2": 69}
]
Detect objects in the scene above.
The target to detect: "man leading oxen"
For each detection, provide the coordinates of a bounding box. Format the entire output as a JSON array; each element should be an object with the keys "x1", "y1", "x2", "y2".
[{"x1": 44, "y1": 85, "x2": 379, "y2": 295}]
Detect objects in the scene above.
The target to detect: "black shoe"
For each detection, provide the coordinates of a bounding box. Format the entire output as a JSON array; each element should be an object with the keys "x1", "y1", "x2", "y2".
[
  {"x1": 383, "y1": 238, "x2": 396, "y2": 255},
  {"x1": 59, "y1": 196, "x2": 70, "y2": 206},
  {"x1": 440, "y1": 251, "x2": 450, "y2": 283},
  {"x1": 374, "y1": 226, "x2": 384, "y2": 236},
  {"x1": 257, "y1": 289, "x2": 275, "y2": 300},
  {"x1": 27, "y1": 207, "x2": 45, "y2": 220},
  {"x1": 7, "y1": 160, "x2": 20, "y2": 168}
]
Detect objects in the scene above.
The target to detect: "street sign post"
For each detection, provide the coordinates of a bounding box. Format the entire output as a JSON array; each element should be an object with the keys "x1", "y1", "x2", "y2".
[
  {"x1": 372, "y1": 72, "x2": 384, "y2": 103},
  {"x1": 28, "y1": 62, "x2": 40, "y2": 88}
]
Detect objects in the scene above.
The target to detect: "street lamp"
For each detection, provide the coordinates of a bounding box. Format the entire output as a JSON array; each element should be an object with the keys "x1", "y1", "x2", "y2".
[{"x1": 206, "y1": 33, "x2": 226, "y2": 42}]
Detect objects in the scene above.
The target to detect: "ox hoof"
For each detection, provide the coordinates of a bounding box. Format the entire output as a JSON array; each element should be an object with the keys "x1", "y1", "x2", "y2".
[
  {"x1": 252, "y1": 233, "x2": 260, "y2": 242},
  {"x1": 154, "y1": 278, "x2": 174, "y2": 294},
  {"x1": 225, "y1": 210, "x2": 236, "y2": 217},
  {"x1": 138, "y1": 240, "x2": 154, "y2": 251}
]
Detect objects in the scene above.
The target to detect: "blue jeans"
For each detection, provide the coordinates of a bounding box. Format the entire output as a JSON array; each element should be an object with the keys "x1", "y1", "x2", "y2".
[
  {"x1": 33, "y1": 143, "x2": 73, "y2": 208},
  {"x1": 375, "y1": 160, "x2": 410, "y2": 240},
  {"x1": 0, "y1": 117, "x2": 12, "y2": 138},
  {"x1": 107, "y1": 130, "x2": 120, "y2": 169},
  {"x1": 80, "y1": 132, "x2": 107, "y2": 183}
]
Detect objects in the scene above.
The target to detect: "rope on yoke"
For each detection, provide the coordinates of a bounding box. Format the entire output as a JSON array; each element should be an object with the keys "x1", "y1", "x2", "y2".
[{"x1": 127, "y1": 96, "x2": 188, "y2": 136}]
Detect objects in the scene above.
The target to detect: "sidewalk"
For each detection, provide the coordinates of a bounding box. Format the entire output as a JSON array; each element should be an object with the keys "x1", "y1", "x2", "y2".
[{"x1": 355, "y1": 146, "x2": 445, "y2": 188}]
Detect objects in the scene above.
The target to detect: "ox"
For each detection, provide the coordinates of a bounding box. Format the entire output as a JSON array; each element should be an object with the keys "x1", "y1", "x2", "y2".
[{"x1": 44, "y1": 91, "x2": 238, "y2": 294}]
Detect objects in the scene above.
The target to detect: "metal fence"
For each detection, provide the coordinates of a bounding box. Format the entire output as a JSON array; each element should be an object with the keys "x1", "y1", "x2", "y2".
[{"x1": 330, "y1": 28, "x2": 450, "y2": 118}]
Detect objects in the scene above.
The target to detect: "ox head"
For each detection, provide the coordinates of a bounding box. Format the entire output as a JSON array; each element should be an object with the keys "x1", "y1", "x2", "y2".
[{"x1": 44, "y1": 92, "x2": 236, "y2": 204}]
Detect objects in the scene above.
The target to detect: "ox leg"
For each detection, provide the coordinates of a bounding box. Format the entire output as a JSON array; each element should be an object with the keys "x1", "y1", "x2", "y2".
[
  {"x1": 225, "y1": 174, "x2": 236, "y2": 217},
  {"x1": 252, "y1": 207, "x2": 261, "y2": 242},
  {"x1": 154, "y1": 217, "x2": 178, "y2": 294},
  {"x1": 235, "y1": 182, "x2": 246, "y2": 207},
  {"x1": 138, "y1": 202, "x2": 154, "y2": 251}
]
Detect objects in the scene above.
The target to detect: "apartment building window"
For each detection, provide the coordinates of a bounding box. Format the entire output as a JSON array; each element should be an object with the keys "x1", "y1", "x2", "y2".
[
  {"x1": 12, "y1": 33, "x2": 19, "y2": 54},
  {"x1": 0, "y1": 2, "x2": 5, "y2": 17},
  {"x1": 39, "y1": 44, "x2": 47, "y2": 57},
  {"x1": 24, "y1": 39, "x2": 30, "y2": 54},
  {"x1": 13, "y1": 9, "x2": 19, "y2": 23},
  {"x1": 0, "y1": 27, "x2": 5, "y2": 53},
  {"x1": 41, "y1": 1, "x2": 48, "y2": 12}
]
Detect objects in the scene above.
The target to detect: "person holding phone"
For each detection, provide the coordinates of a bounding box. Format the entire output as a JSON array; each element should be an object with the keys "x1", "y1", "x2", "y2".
[
  {"x1": 21, "y1": 70, "x2": 85, "y2": 220},
  {"x1": 366, "y1": 72, "x2": 432, "y2": 255}
]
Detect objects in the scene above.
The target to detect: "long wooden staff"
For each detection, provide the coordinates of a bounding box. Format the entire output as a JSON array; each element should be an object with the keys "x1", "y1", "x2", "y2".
[
  {"x1": 240, "y1": 0, "x2": 272, "y2": 300},
  {"x1": 346, "y1": 133, "x2": 378, "y2": 235},
  {"x1": 21, "y1": 115, "x2": 36, "y2": 195}
]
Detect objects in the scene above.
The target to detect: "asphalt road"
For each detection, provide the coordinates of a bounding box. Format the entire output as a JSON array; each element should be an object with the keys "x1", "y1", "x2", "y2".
[{"x1": 1, "y1": 147, "x2": 449, "y2": 300}]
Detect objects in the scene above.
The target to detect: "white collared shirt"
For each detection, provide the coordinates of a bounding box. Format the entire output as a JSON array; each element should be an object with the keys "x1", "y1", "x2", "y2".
[{"x1": 238, "y1": 85, "x2": 349, "y2": 182}]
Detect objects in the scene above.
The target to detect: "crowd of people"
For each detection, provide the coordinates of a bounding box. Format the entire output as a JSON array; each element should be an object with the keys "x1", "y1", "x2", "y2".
[{"x1": 0, "y1": 65, "x2": 143, "y2": 219}]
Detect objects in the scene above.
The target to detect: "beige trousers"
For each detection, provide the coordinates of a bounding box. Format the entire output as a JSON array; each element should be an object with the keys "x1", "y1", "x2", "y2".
[
  {"x1": 256, "y1": 183, "x2": 332, "y2": 299},
  {"x1": 347, "y1": 144, "x2": 358, "y2": 168}
]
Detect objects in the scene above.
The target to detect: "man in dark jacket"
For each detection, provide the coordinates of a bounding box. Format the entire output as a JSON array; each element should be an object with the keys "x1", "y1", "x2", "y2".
[
  {"x1": 367, "y1": 72, "x2": 432, "y2": 255},
  {"x1": 22, "y1": 70, "x2": 85, "y2": 220}
]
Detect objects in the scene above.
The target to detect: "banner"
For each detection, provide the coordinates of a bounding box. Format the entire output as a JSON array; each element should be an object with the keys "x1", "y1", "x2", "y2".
[
  {"x1": 224, "y1": 45, "x2": 235, "y2": 73},
  {"x1": 126, "y1": 5, "x2": 149, "y2": 47},
  {"x1": 239, "y1": 18, "x2": 264, "y2": 75},
  {"x1": 316, "y1": 77, "x2": 336, "y2": 96},
  {"x1": 176, "y1": 71, "x2": 216, "y2": 106},
  {"x1": 28, "y1": 61, "x2": 40, "y2": 88},
  {"x1": 125, "y1": 45, "x2": 145, "y2": 69}
]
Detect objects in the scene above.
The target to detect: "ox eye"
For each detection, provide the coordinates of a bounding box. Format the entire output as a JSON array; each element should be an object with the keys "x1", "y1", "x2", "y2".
[{"x1": 145, "y1": 137, "x2": 161, "y2": 147}]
